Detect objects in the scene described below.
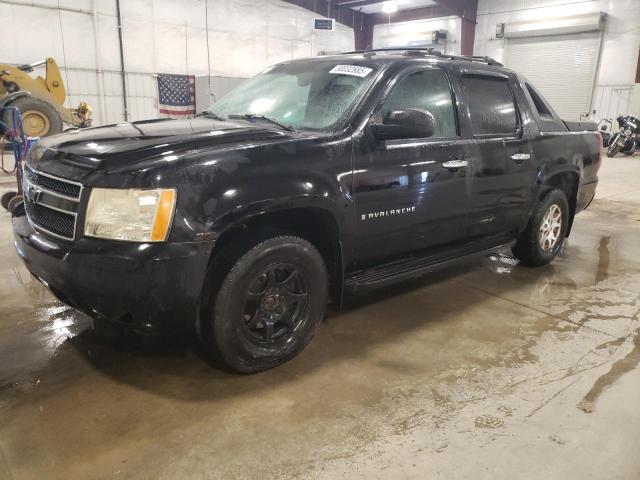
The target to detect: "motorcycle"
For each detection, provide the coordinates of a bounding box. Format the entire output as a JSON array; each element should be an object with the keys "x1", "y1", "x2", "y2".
[
  {"x1": 607, "y1": 115, "x2": 639, "y2": 157},
  {"x1": 598, "y1": 118, "x2": 612, "y2": 147}
]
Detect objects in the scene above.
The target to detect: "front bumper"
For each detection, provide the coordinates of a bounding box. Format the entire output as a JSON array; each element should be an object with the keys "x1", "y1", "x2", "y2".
[{"x1": 13, "y1": 214, "x2": 215, "y2": 335}]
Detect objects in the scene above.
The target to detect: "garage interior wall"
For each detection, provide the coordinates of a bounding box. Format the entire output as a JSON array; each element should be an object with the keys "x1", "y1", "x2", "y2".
[
  {"x1": 473, "y1": 0, "x2": 640, "y2": 120},
  {"x1": 504, "y1": 32, "x2": 602, "y2": 120},
  {"x1": 373, "y1": 16, "x2": 462, "y2": 55},
  {"x1": 0, "y1": 0, "x2": 354, "y2": 125}
]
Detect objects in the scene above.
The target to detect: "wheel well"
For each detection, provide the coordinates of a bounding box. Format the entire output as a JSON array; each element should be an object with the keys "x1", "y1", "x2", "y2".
[
  {"x1": 210, "y1": 207, "x2": 343, "y2": 305},
  {"x1": 542, "y1": 171, "x2": 579, "y2": 235}
]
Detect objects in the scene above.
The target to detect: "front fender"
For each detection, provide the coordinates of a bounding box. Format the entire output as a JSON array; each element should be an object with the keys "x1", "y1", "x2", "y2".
[
  {"x1": 0, "y1": 91, "x2": 30, "y2": 108},
  {"x1": 170, "y1": 171, "x2": 352, "y2": 243},
  {"x1": 211, "y1": 194, "x2": 346, "y2": 238}
]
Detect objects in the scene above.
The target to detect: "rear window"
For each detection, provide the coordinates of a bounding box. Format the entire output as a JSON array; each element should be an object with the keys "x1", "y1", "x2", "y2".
[
  {"x1": 462, "y1": 76, "x2": 518, "y2": 136},
  {"x1": 526, "y1": 83, "x2": 553, "y2": 118}
]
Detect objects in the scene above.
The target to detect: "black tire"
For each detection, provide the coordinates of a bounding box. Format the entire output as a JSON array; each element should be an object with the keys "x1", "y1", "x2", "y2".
[
  {"x1": 607, "y1": 135, "x2": 621, "y2": 157},
  {"x1": 2, "y1": 96, "x2": 63, "y2": 137},
  {"x1": 1, "y1": 191, "x2": 17, "y2": 211},
  {"x1": 204, "y1": 234, "x2": 328, "y2": 373},
  {"x1": 512, "y1": 189, "x2": 569, "y2": 267},
  {"x1": 7, "y1": 195, "x2": 23, "y2": 214}
]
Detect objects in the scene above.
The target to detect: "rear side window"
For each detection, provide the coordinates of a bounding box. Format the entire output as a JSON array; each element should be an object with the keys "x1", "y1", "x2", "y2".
[
  {"x1": 380, "y1": 69, "x2": 457, "y2": 138},
  {"x1": 526, "y1": 83, "x2": 553, "y2": 118},
  {"x1": 462, "y1": 76, "x2": 518, "y2": 136}
]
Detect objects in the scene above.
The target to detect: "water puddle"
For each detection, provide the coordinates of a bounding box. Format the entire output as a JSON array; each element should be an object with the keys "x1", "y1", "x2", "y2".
[{"x1": 578, "y1": 326, "x2": 640, "y2": 413}]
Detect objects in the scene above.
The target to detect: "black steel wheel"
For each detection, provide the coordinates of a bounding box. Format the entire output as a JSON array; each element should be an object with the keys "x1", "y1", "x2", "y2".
[
  {"x1": 241, "y1": 262, "x2": 310, "y2": 346},
  {"x1": 204, "y1": 234, "x2": 328, "y2": 373}
]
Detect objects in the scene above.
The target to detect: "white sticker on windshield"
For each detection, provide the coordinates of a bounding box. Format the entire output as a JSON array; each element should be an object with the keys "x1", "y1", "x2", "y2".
[{"x1": 329, "y1": 65, "x2": 373, "y2": 78}]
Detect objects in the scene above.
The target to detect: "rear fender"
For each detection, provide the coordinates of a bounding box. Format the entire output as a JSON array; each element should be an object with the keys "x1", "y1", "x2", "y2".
[{"x1": 533, "y1": 166, "x2": 581, "y2": 236}]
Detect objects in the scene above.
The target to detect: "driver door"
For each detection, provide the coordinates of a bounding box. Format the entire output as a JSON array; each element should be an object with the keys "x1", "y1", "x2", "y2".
[{"x1": 352, "y1": 67, "x2": 473, "y2": 265}]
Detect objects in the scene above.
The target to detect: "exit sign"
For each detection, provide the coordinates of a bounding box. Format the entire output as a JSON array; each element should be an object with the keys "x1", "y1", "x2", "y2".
[{"x1": 314, "y1": 18, "x2": 335, "y2": 31}]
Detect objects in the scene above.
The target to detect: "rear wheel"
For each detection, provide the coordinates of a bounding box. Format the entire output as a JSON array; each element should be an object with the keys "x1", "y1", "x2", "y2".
[
  {"x1": 204, "y1": 234, "x2": 328, "y2": 373},
  {"x1": 512, "y1": 189, "x2": 569, "y2": 266},
  {"x1": 2, "y1": 96, "x2": 63, "y2": 137}
]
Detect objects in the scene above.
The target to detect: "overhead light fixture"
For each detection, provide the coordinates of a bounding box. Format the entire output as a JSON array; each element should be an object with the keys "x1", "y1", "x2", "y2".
[{"x1": 381, "y1": 1, "x2": 398, "y2": 14}]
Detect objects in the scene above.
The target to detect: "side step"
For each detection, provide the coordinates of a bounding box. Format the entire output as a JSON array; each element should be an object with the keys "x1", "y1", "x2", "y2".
[{"x1": 344, "y1": 238, "x2": 514, "y2": 294}]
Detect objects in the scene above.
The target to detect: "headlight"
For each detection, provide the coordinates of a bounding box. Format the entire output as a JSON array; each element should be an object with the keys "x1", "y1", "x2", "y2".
[{"x1": 84, "y1": 188, "x2": 176, "y2": 242}]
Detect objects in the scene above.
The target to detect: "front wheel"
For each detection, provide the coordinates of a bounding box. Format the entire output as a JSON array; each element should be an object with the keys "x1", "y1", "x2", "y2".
[
  {"x1": 622, "y1": 138, "x2": 637, "y2": 156},
  {"x1": 512, "y1": 189, "x2": 569, "y2": 266},
  {"x1": 204, "y1": 235, "x2": 328, "y2": 373},
  {"x1": 607, "y1": 134, "x2": 622, "y2": 157}
]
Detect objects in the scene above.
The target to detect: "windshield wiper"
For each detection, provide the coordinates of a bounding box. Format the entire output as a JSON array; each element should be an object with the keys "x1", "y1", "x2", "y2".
[
  {"x1": 228, "y1": 114, "x2": 296, "y2": 132},
  {"x1": 197, "y1": 111, "x2": 225, "y2": 120}
]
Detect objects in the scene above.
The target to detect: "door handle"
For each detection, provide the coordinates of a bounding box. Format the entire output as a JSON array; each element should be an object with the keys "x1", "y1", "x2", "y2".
[
  {"x1": 511, "y1": 153, "x2": 530, "y2": 162},
  {"x1": 442, "y1": 159, "x2": 468, "y2": 169}
]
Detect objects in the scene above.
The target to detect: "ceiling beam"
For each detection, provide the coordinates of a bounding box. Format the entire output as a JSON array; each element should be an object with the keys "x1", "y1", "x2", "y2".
[
  {"x1": 281, "y1": 0, "x2": 373, "y2": 50},
  {"x1": 282, "y1": 0, "x2": 478, "y2": 55},
  {"x1": 430, "y1": 0, "x2": 477, "y2": 22},
  {"x1": 335, "y1": 0, "x2": 385, "y2": 7},
  {"x1": 369, "y1": 0, "x2": 478, "y2": 55}
]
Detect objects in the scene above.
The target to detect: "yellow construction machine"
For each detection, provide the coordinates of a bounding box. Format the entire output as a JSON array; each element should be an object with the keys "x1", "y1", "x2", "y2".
[{"x1": 0, "y1": 57, "x2": 92, "y2": 137}]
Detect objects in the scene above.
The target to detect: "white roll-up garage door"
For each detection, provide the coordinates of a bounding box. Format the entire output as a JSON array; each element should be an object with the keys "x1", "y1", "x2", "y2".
[{"x1": 504, "y1": 32, "x2": 601, "y2": 121}]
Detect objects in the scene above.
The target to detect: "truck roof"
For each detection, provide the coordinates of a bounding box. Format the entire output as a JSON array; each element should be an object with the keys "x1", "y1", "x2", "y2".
[{"x1": 285, "y1": 48, "x2": 511, "y2": 75}]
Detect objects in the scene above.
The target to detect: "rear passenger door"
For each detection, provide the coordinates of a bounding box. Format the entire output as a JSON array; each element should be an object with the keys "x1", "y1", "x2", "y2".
[{"x1": 460, "y1": 73, "x2": 533, "y2": 239}]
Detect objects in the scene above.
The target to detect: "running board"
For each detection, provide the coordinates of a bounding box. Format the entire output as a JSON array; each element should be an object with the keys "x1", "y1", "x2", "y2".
[{"x1": 344, "y1": 238, "x2": 514, "y2": 294}]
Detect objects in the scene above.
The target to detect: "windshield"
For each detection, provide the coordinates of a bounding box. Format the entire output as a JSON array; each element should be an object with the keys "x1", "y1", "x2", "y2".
[{"x1": 205, "y1": 60, "x2": 380, "y2": 131}]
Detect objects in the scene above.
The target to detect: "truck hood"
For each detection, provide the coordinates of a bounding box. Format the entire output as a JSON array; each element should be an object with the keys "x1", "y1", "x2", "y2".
[
  {"x1": 28, "y1": 116, "x2": 317, "y2": 183},
  {"x1": 37, "y1": 117, "x2": 294, "y2": 159}
]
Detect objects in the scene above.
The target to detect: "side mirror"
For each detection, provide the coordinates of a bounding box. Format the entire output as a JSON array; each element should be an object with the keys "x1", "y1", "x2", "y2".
[{"x1": 371, "y1": 108, "x2": 437, "y2": 141}]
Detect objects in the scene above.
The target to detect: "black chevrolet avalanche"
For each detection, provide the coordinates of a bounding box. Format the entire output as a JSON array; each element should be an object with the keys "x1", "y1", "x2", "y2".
[{"x1": 13, "y1": 50, "x2": 602, "y2": 372}]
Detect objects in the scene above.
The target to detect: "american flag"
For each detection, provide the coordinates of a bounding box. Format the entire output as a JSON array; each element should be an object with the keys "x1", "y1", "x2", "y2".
[{"x1": 157, "y1": 73, "x2": 196, "y2": 117}]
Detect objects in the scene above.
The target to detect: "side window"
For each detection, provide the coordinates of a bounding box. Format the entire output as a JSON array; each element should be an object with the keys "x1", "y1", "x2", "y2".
[
  {"x1": 380, "y1": 69, "x2": 457, "y2": 138},
  {"x1": 526, "y1": 83, "x2": 553, "y2": 119},
  {"x1": 462, "y1": 76, "x2": 518, "y2": 136}
]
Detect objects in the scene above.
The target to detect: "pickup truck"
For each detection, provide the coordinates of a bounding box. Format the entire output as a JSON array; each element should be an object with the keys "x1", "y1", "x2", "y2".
[{"x1": 12, "y1": 49, "x2": 602, "y2": 373}]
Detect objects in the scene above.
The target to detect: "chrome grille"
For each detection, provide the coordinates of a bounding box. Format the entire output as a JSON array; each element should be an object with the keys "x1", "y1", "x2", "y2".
[
  {"x1": 24, "y1": 200, "x2": 76, "y2": 239},
  {"x1": 24, "y1": 165, "x2": 82, "y2": 200},
  {"x1": 23, "y1": 166, "x2": 82, "y2": 241}
]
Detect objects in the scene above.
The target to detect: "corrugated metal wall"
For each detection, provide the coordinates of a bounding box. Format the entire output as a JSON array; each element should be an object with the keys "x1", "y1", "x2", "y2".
[
  {"x1": 591, "y1": 85, "x2": 637, "y2": 121},
  {"x1": 504, "y1": 32, "x2": 602, "y2": 121},
  {"x1": 0, "y1": 0, "x2": 355, "y2": 125}
]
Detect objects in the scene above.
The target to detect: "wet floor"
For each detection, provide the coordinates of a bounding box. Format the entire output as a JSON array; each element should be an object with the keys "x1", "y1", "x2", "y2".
[{"x1": 0, "y1": 157, "x2": 639, "y2": 479}]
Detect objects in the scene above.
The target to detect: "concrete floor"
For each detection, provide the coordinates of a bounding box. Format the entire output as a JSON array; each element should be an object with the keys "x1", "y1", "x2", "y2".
[{"x1": 0, "y1": 157, "x2": 639, "y2": 480}]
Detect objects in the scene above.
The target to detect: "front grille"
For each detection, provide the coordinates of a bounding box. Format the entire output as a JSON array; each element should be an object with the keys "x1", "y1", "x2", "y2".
[
  {"x1": 25, "y1": 166, "x2": 82, "y2": 199},
  {"x1": 23, "y1": 165, "x2": 82, "y2": 241},
  {"x1": 24, "y1": 200, "x2": 76, "y2": 239}
]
